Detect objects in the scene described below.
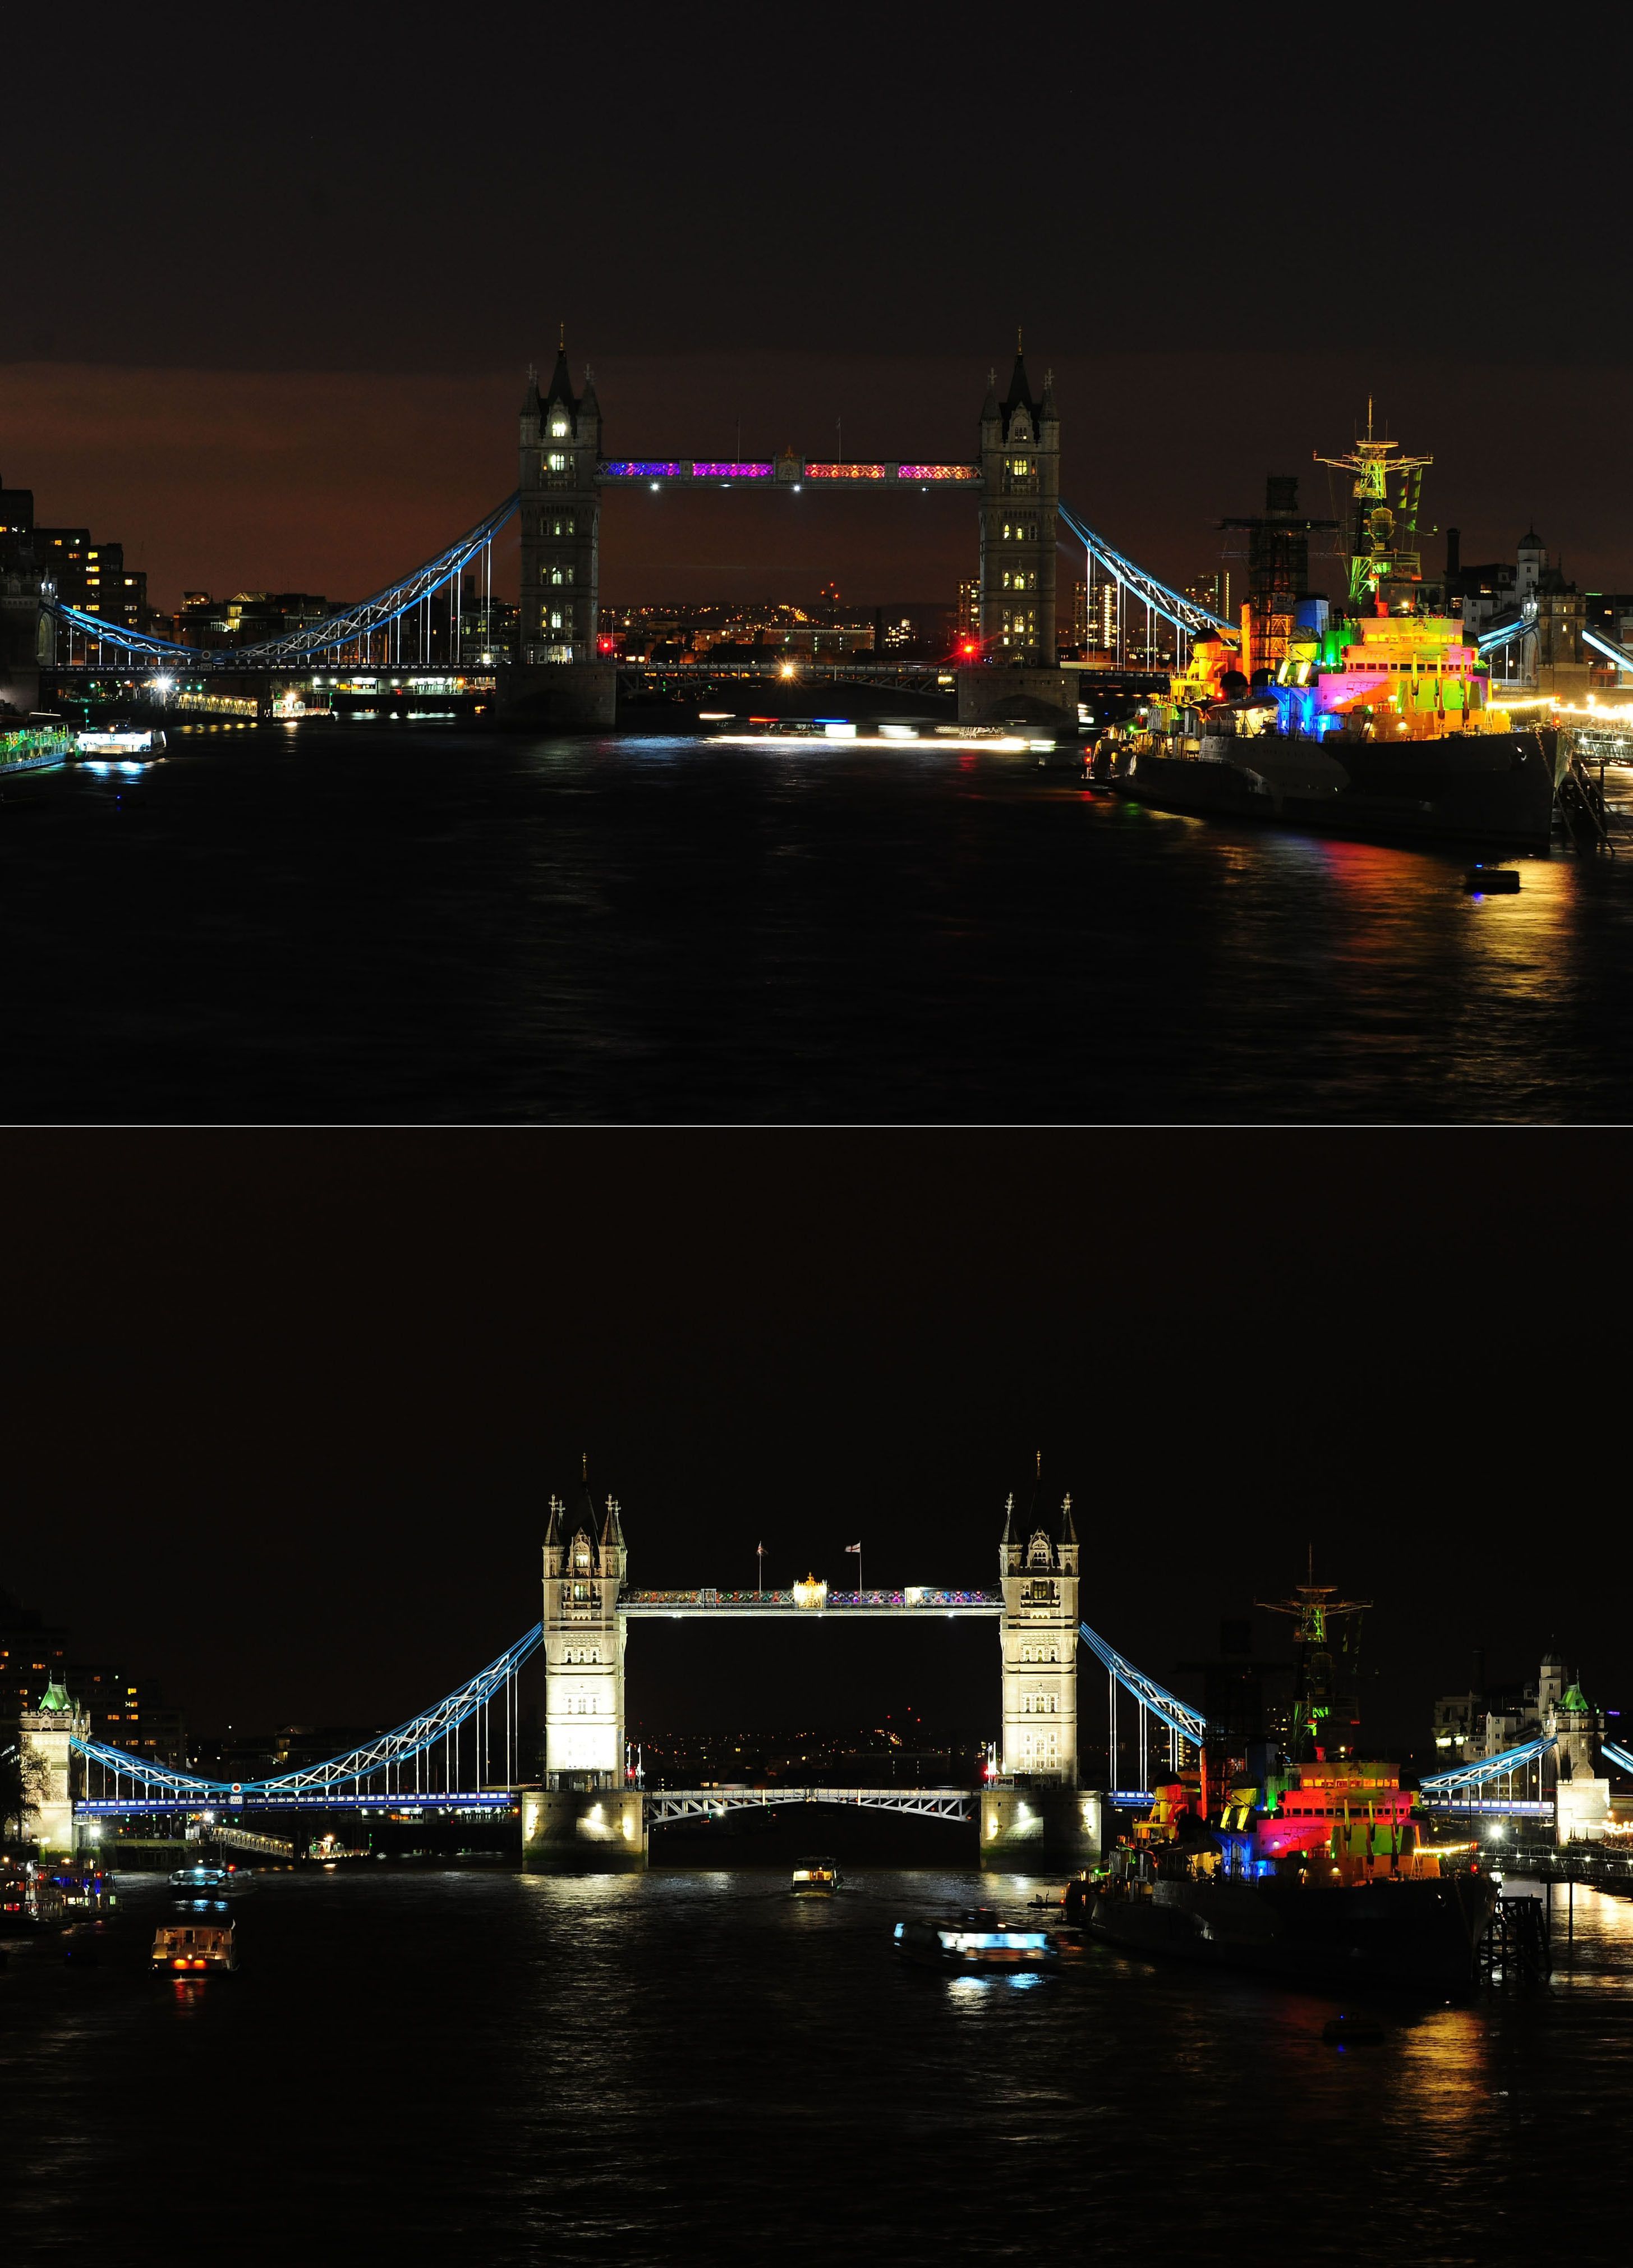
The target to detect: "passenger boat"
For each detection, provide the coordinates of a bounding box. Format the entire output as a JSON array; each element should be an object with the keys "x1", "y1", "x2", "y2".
[
  {"x1": 1098, "y1": 420, "x2": 1560, "y2": 850},
  {"x1": 0, "y1": 722, "x2": 74, "y2": 777},
  {"x1": 792, "y1": 1856, "x2": 841, "y2": 1894},
  {"x1": 151, "y1": 1921, "x2": 237, "y2": 1973},
  {"x1": 75, "y1": 723, "x2": 165, "y2": 756},
  {"x1": 894, "y1": 1911, "x2": 1061, "y2": 1971}
]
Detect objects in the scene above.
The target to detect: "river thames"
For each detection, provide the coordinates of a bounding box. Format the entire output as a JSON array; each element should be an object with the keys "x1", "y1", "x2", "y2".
[
  {"x1": 1, "y1": 1865, "x2": 1629, "y2": 2264},
  {"x1": 2, "y1": 723, "x2": 1631, "y2": 1121}
]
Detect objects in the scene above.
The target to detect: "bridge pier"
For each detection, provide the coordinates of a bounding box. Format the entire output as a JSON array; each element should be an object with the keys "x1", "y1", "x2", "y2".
[
  {"x1": 521, "y1": 1787, "x2": 647, "y2": 1872},
  {"x1": 497, "y1": 660, "x2": 617, "y2": 729},
  {"x1": 980, "y1": 1785, "x2": 1103, "y2": 1873}
]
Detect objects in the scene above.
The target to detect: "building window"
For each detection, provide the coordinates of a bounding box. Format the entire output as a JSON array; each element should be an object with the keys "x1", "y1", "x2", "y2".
[
  {"x1": 551, "y1": 418, "x2": 569, "y2": 438},
  {"x1": 551, "y1": 515, "x2": 576, "y2": 536},
  {"x1": 548, "y1": 452, "x2": 567, "y2": 472}
]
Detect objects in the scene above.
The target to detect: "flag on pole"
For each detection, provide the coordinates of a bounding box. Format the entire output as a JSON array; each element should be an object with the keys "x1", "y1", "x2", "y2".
[{"x1": 845, "y1": 1542, "x2": 861, "y2": 1553}]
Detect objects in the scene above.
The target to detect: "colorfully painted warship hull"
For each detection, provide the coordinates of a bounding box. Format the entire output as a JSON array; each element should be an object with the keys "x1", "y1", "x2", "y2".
[
  {"x1": 1107, "y1": 729, "x2": 1557, "y2": 850},
  {"x1": 1073, "y1": 1872, "x2": 1497, "y2": 1992}
]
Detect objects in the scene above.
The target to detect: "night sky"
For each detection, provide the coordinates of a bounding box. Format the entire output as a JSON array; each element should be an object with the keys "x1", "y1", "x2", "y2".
[
  {"x1": 5, "y1": 19, "x2": 1631, "y2": 1757},
  {"x1": 2, "y1": 1133, "x2": 1621, "y2": 1755},
  {"x1": 9, "y1": 13, "x2": 1633, "y2": 608}
]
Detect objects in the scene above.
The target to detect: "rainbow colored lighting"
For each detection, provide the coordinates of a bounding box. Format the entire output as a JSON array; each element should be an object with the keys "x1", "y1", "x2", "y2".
[
  {"x1": 691, "y1": 461, "x2": 773, "y2": 479},
  {"x1": 898, "y1": 464, "x2": 979, "y2": 482},
  {"x1": 602, "y1": 461, "x2": 684, "y2": 479},
  {"x1": 804, "y1": 463, "x2": 888, "y2": 480}
]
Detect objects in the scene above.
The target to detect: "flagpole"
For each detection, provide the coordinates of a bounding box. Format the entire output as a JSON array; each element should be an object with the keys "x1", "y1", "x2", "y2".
[{"x1": 757, "y1": 1542, "x2": 763, "y2": 1599}]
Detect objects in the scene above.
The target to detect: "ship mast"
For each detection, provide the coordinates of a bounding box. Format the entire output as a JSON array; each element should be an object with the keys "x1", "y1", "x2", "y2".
[
  {"x1": 1256, "y1": 1554, "x2": 1372, "y2": 1761},
  {"x1": 1314, "y1": 407, "x2": 1433, "y2": 609}
]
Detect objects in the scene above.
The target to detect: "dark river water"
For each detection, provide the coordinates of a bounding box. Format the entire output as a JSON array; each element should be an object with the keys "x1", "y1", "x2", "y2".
[
  {"x1": 3, "y1": 723, "x2": 1631, "y2": 1122},
  {"x1": 1, "y1": 1866, "x2": 1629, "y2": 2264}
]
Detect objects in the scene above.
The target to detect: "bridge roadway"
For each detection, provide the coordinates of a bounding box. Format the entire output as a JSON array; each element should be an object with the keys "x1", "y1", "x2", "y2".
[{"x1": 618, "y1": 1588, "x2": 1002, "y2": 1618}]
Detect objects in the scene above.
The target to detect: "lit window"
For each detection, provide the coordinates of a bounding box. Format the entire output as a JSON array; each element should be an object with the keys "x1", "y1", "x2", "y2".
[
  {"x1": 548, "y1": 452, "x2": 567, "y2": 472},
  {"x1": 551, "y1": 419, "x2": 569, "y2": 437}
]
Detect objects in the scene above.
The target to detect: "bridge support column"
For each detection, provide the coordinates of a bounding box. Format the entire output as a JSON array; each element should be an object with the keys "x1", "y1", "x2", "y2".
[
  {"x1": 981, "y1": 1786, "x2": 1103, "y2": 1873},
  {"x1": 521, "y1": 1787, "x2": 647, "y2": 1872}
]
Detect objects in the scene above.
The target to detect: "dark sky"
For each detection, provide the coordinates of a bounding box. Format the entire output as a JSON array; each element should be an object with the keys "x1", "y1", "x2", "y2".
[
  {"x1": 8, "y1": 12, "x2": 1633, "y2": 608},
  {"x1": 2, "y1": 1131, "x2": 1625, "y2": 1755}
]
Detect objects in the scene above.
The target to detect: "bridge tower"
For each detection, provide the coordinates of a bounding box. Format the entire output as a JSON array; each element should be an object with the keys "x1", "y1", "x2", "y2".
[
  {"x1": 525, "y1": 1465, "x2": 645, "y2": 1871},
  {"x1": 541, "y1": 1467, "x2": 625, "y2": 1788},
  {"x1": 999, "y1": 1479, "x2": 1079, "y2": 1782},
  {"x1": 978, "y1": 346, "x2": 1060, "y2": 665},
  {"x1": 519, "y1": 341, "x2": 602, "y2": 667},
  {"x1": 982, "y1": 1472, "x2": 1099, "y2": 1872}
]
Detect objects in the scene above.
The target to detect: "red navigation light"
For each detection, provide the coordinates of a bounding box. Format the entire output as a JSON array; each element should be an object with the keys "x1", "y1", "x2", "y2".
[
  {"x1": 596, "y1": 636, "x2": 615, "y2": 655},
  {"x1": 959, "y1": 639, "x2": 978, "y2": 658}
]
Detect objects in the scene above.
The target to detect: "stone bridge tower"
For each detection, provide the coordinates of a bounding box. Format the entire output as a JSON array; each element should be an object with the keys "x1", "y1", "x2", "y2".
[
  {"x1": 978, "y1": 346, "x2": 1060, "y2": 664},
  {"x1": 981, "y1": 1473, "x2": 1098, "y2": 1871},
  {"x1": 526, "y1": 1466, "x2": 645, "y2": 1870},
  {"x1": 519, "y1": 342, "x2": 601, "y2": 665},
  {"x1": 541, "y1": 1466, "x2": 625, "y2": 1788},
  {"x1": 999, "y1": 1478, "x2": 1079, "y2": 1782}
]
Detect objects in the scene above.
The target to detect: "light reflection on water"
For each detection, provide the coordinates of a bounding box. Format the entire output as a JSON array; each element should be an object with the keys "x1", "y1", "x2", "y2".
[
  {"x1": 2, "y1": 1867, "x2": 1632, "y2": 2261},
  {"x1": 4, "y1": 728, "x2": 1633, "y2": 1119}
]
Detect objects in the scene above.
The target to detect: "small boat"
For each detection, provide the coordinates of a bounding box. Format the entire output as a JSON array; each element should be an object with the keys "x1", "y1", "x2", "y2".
[
  {"x1": 792, "y1": 1857, "x2": 841, "y2": 1895},
  {"x1": 169, "y1": 1862, "x2": 233, "y2": 1893},
  {"x1": 894, "y1": 1910, "x2": 1061, "y2": 1972},
  {"x1": 151, "y1": 1921, "x2": 237, "y2": 1973}
]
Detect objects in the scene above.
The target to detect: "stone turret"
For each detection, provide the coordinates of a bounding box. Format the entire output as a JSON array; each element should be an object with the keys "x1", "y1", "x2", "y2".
[{"x1": 20, "y1": 1677, "x2": 83, "y2": 1854}]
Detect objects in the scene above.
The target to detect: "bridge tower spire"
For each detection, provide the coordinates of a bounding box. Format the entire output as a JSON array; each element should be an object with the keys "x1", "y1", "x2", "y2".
[{"x1": 977, "y1": 345, "x2": 1060, "y2": 665}]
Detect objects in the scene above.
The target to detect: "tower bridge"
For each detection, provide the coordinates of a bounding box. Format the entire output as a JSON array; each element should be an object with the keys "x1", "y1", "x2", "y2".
[
  {"x1": 29, "y1": 339, "x2": 1229, "y2": 726},
  {"x1": 18, "y1": 1469, "x2": 1220, "y2": 1874}
]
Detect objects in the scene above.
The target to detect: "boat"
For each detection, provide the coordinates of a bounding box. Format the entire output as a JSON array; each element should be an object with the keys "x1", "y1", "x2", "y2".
[
  {"x1": 151, "y1": 1921, "x2": 237, "y2": 1973},
  {"x1": 1068, "y1": 1568, "x2": 1497, "y2": 1992},
  {"x1": 792, "y1": 1856, "x2": 841, "y2": 1894},
  {"x1": 894, "y1": 1909, "x2": 1061, "y2": 1972},
  {"x1": 75, "y1": 723, "x2": 165, "y2": 757},
  {"x1": 1069, "y1": 1769, "x2": 1495, "y2": 1992},
  {"x1": 0, "y1": 1862, "x2": 68, "y2": 1931},
  {"x1": 0, "y1": 721, "x2": 75, "y2": 778},
  {"x1": 49, "y1": 1863, "x2": 117, "y2": 1914},
  {"x1": 1098, "y1": 421, "x2": 1560, "y2": 850},
  {"x1": 169, "y1": 1861, "x2": 233, "y2": 1893}
]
